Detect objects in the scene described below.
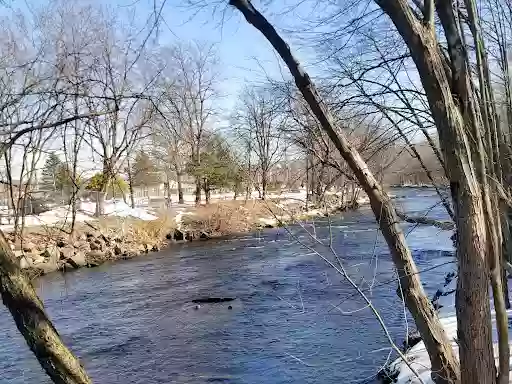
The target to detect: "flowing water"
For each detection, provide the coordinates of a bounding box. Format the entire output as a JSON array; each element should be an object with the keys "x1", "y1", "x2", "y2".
[{"x1": 0, "y1": 188, "x2": 456, "y2": 383}]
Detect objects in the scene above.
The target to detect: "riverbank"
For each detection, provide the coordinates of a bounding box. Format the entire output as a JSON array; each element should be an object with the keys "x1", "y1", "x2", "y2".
[{"x1": 11, "y1": 194, "x2": 363, "y2": 279}]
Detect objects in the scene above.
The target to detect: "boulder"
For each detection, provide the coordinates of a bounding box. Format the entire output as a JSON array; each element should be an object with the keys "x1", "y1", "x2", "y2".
[
  {"x1": 75, "y1": 241, "x2": 91, "y2": 252},
  {"x1": 34, "y1": 260, "x2": 59, "y2": 274},
  {"x1": 113, "y1": 245, "x2": 123, "y2": 256},
  {"x1": 99, "y1": 234, "x2": 111, "y2": 247},
  {"x1": 151, "y1": 244, "x2": 159, "y2": 252},
  {"x1": 85, "y1": 251, "x2": 106, "y2": 267},
  {"x1": 77, "y1": 233, "x2": 87, "y2": 242},
  {"x1": 56, "y1": 239, "x2": 66, "y2": 248},
  {"x1": 122, "y1": 251, "x2": 137, "y2": 259},
  {"x1": 199, "y1": 232, "x2": 210, "y2": 240},
  {"x1": 13, "y1": 250, "x2": 24, "y2": 258},
  {"x1": 59, "y1": 247, "x2": 75, "y2": 260},
  {"x1": 41, "y1": 246, "x2": 60, "y2": 262},
  {"x1": 32, "y1": 255, "x2": 46, "y2": 265},
  {"x1": 89, "y1": 240, "x2": 103, "y2": 251},
  {"x1": 68, "y1": 252, "x2": 87, "y2": 268},
  {"x1": 173, "y1": 229, "x2": 184, "y2": 241},
  {"x1": 85, "y1": 231, "x2": 96, "y2": 239},
  {"x1": 19, "y1": 257, "x2": 30, "y2": 269},
  {"x1": 22, "y1": 242, "x2": 36, "y2": 253}
]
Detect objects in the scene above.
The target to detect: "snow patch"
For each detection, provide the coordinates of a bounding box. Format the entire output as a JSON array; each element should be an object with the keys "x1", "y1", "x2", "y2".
[
  {"x1": 391, "y1": 310, "x2": 512, "y2": 383},
  {"x1": 79, "y1": 201, "x2": 157, "y2": 221}
]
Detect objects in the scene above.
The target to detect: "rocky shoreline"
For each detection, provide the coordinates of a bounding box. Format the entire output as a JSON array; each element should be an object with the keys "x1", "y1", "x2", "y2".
[{"x1": 13, "y1": 197, "x2": 360, "y2": 280}]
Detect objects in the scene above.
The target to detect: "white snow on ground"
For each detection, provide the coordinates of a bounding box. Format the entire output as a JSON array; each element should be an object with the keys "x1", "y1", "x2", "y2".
[
  {"x1": 391, "y1": 310, "x2": 512, "y2": 383},
  {"x1": 79, "y1": 201, "x2": 158, "y2": 220},
  {"x1": 0, "y1": 200, "x2": 158, "y2": 231},
  {"x1": 0, "y1": 207, "x2": 93, "y2": 231}
]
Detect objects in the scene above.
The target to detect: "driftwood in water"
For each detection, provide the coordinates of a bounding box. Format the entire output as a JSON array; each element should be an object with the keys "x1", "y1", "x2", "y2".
[
  {"x1": 396, "y1": 211, "x2": 455, "y2": 231},
  {"x1": 192, "y1": 297, "x2": 235, "y2": 304}
]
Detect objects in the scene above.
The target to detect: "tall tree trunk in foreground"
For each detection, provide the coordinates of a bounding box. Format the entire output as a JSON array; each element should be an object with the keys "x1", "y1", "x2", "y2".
[
  {"x1": 228, "y1": 1, "x2": 460, "y2": 383},
  {"x1": 0, "y1": 231, "x2": 91, "y2": 384},
  {"x1": 376, "y1": 1, "x2": 508, "y2": 383}
]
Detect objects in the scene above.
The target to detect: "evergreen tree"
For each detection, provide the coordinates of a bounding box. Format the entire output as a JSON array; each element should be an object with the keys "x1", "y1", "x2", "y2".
[
  {"x1": 188, "y1": 135, "x2": 242, "y2": 201},
  {"x1": 41, "y1": 153, "x2": 63, "y2": 192},
  {"x1": 131, "y1": 151, "x2": 161, "y2": 187}
]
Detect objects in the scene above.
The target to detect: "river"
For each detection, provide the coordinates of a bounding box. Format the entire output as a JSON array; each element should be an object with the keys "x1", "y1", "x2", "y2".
[{"x1": 0, "y1": 188, "x2": 456, "y2": 383}]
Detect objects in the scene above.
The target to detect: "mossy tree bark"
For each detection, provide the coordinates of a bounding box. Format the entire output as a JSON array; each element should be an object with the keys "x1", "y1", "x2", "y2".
[{"x1": 0, "y1": 230, "x2": 91, "y2": 384}]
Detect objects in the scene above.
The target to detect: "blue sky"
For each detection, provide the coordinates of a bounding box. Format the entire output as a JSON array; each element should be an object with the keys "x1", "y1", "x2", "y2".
[
  {"x1": 5, "y1": 0, "x2": 320, "y2": 113},
  {"x1": 1, "y1": 0, "x2": 317, "y2": 173},
  {"x1": 138, "y1": 0, "x2": 291, "y2": 110},
  {"x1": 129, "y1": 0, "x2": 317, "y2": 112}
]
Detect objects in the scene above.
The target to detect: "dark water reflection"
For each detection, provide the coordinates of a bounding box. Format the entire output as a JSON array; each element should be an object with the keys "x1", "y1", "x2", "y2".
[{"x1": 0, "y1": 188, "x2": 455, "y2": 383}]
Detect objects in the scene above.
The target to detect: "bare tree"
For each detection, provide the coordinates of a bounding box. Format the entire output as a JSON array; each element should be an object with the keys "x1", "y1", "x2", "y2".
[
  {"x1": 233, "y1": 86, "x2": 285, "y2": 199},
  {"x1": 228, "y1": 1, "x2": 460, "y2": 383},
  {"x1": 152, "y1": 78, "x2": 191, "y2": 204},
  {"x1": 159, "y1": 42, "x2": 219, "y2": 205}
]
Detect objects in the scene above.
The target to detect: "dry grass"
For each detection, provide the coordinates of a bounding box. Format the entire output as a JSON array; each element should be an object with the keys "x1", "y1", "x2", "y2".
[
  {"x1": 181, "y1": 199, "x2": 299, "y2": 235},
  {"x1": 94, "y1": 215, "x2": 176, "y2": 246}
]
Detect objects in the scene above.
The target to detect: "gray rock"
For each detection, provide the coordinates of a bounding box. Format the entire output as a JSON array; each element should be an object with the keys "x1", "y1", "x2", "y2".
[
  {"x1": 41, "y1": 246, "x2": 60, "y2": 263},
  {"x1": 56, "y1": 239, "x2": 66, "y2": 248},
  {"x1": 19, "y1": 257, "x2": 30, "y2": 269},
  {"x1": 13, "y1": 250, "x2": 24, "y2": 258},
  {"x1": 173, "y1": 229, "x2": 184, "y2": 241},
  {"x1": 89, "y1": 240, "x2": 103, "y2": 251},
  {"x1": 113, "y1": 245, "x2": 122, "y2": 256},
  {"x1": 34, "y1": 260, "x2": 59, "y2": 274},
  {"x1": 22, "y1": 242, "x2": 36, "y2": 253},
  {"x1": 60, "y1": 247, "x2": 75, "y2": 260},
  {"x1": 71, "y1": 252, "x2": 87, "y2": 267},
  {"x1": 32, "y1": 256, "x2": 46, "y2": 265},
  {"x1": 85, "y1": 251, "x2": 106, "y2": 267},
  {"x1": 75, "y1": 241, "x2": 90, "y2": 252},
  {"x1": 85, "y1": 231, "x2": 96, "y2": 239}
]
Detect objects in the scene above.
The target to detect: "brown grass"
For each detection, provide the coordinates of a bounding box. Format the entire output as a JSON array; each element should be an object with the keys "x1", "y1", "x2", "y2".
[
  {"x1": 94, "y1": 215, "x2": 176, "y2": 246},
  {"x1": 180, "y1": 199, "x2": 298, "y2": 235}
]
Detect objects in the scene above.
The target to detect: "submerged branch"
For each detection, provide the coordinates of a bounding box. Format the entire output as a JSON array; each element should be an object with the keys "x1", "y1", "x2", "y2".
[{"x1": 396, "y1": 211, "x2": 455, "y2": 231}]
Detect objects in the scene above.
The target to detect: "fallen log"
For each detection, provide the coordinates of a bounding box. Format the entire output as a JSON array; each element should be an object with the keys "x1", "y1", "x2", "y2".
[
  {"x1": 192, "y1": 297, "x2": 235, "y2": 304},
  {"x1": 396, "y1": 211, "x2": 455, "y2": 231}
]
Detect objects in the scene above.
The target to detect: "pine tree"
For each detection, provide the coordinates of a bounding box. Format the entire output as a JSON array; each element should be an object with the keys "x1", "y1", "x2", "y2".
[
  {"x1": 41, "y1": 153, "x2": 63, "y2": 192},
  {"x1": 131, "y1": 151, "x2": 161, "y2": 187}
]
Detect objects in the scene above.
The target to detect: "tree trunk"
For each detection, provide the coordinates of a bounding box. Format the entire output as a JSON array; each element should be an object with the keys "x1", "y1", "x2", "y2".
[
  {"x1": 127, "y1": 159, "x2": 135, "y2": 209},
  {"x1": 195, "y1": 177, "x2": 201, "y2": 205},
  {"x1": 229, "y1": 2, "x2": 460, "y2": 383},
  {"x1": 0, "y1": 230, "x2": 91, "y2": 384},
  {"x1": 376, "y1": 1, "x2": 501, "y2": 382},
  {"x1": 94, "y1": 191, "x2": 105, "y2": 217},
  {"x1": 261, "y1": 168, "x2": 267, "y2": 200},
  {"x1": 70, "y1": 196, "x2": 78, "y2": 235},
  {"x1": 176, "y1": 167, "x2": 184, "y2": 204},
  {"x1": 202, "y1": 178, "x2": 211, "y2": 204}
]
